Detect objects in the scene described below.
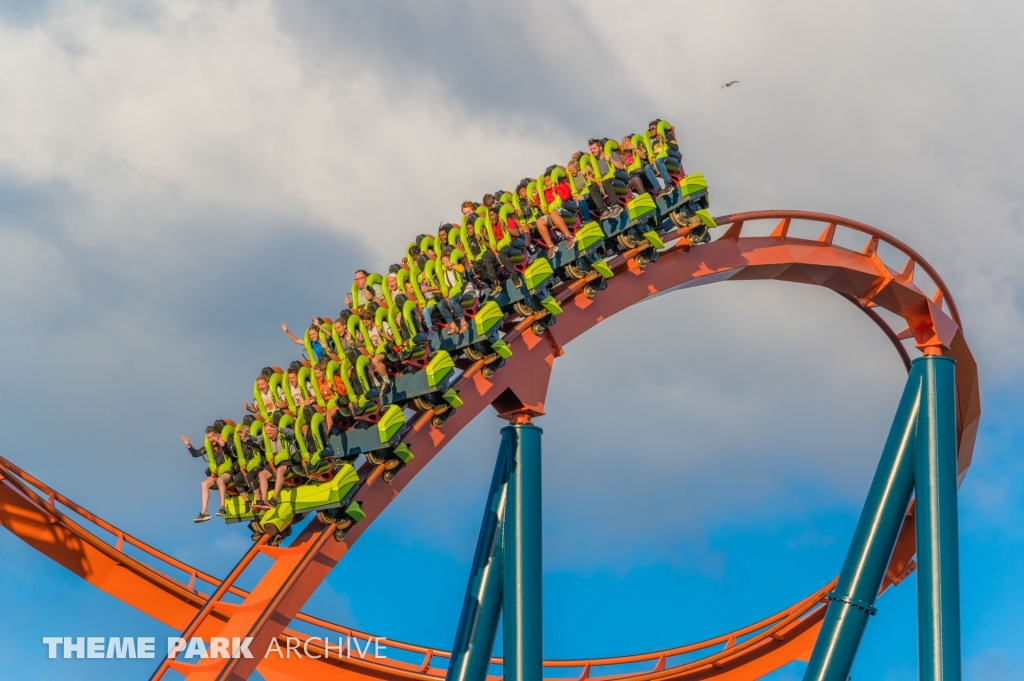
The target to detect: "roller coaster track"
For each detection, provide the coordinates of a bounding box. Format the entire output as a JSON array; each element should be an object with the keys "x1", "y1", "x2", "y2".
[{"x1": 0, "y1": 210, "x2": 979, "y2": 680}]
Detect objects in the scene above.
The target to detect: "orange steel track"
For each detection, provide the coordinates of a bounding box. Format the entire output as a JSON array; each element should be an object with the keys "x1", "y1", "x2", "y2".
[{"x1": 0, "y1": 210, "x2": 979, "y2": 681}]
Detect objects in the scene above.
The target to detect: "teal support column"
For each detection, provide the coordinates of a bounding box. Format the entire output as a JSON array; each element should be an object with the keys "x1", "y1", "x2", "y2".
[
  {"x1": 915, "y1": 355, "x2": 961, "y2": 681},
  {"x1": 446, "y1": 437, "x2": 510, "y2": 681},
  {"x1": 803, "y1": 360, "x2": 925, "y2": 681},
  {"x1": 503, "y1": 423, "x2": 543, "y2": 681}
]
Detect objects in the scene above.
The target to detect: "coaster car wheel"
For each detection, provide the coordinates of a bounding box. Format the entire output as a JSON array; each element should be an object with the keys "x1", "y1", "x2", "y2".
[
  {"x1": 481, "y1": 359, "x2": 504, "y2": 380},
  {"x1": 565, "y1": 263, "x2": 586, "y2": 279},
  {"x1": 531, "y1": 320, "x2": 548, "y2": 337},
  {"x1": 617, "y1": 231, "x2": 641, "y2": 250},
  {"x1": 669, "y1": 209, "x2": 690, "y2": 228},
  {"x1": 513, "y1": 301, "x2": 535, "y2": 317},
  {"x1": 365, "y1": 449, "x2": 384, "y2": 466},
  {"x1": 316, "y1": 509, "x2": 337, "y2": 525},
  {"x1": 431, "y1": 412, "x2": 449, "y2": 429},
  {"x1": 382, "y1": 467, "x2": 401, "y2": 484},
  {"x1": 268, "y1": 525, "x2": 291, "y2": 547},
  {"x1": 464, "y1": 344, "x2": 484, "y2": 361},
  {"x1": 248, "y1": 520, "x2": 264, "y2": 541},
  {"x1": 412, "y1": 396, "x2": 435, "y2": 412},
  {"x1": 583, "y1": 283, "x2": 598, "y2": 299},
  {"x1": 635, "y1": 253, "x2": 651, "y2": 269},
  {"x1": 687, "y1": 225, "x2": 710, "y2": 246}
]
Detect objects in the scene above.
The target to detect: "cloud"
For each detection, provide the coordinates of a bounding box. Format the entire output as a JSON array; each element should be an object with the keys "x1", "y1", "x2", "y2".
[{"x1": 270, "y1": 0, "x2": 650, "y2": 135}]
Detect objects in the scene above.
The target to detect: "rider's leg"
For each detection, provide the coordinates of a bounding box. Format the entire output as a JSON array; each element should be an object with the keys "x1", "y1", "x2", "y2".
[{"x1": 200, "y1": 476, "x2": 215, "y2": 514}]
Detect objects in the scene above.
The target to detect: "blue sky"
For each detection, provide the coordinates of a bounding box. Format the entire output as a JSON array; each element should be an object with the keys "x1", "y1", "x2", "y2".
[{"x1": 1, "y1": 0, "x2": 1023, "y2": 679}]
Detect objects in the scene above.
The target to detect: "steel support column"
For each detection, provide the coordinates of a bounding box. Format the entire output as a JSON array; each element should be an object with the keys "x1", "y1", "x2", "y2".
[
  {"x1": 915, "y1": 356, "x2": 961, "y2": 681},
  {"x1": 803, "y1": 360, "x2": 925, "y2": 681},
  {"x1": 503, "y1": 423, "x2": 543, "y2": 681},
  {"x1": 446, "y1": 436, "x2": 510, "y2": 681}
]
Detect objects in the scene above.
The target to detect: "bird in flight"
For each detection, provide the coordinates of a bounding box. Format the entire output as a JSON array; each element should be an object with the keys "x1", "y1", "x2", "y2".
[{"x1": 721, "y1": 80, "x2": 740, "y2": 88}]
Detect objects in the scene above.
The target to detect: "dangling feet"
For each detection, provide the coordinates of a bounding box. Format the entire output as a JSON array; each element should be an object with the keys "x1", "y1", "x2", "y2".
[
  {"x1": 194, "y1": 511, "x2": 211, "y2": 523},
  {"x1": 602, "y1": 205, "x2": 623, "y2": 220}
]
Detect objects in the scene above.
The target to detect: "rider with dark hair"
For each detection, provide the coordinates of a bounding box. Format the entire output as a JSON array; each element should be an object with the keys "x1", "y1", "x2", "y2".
[
  {"x1": 486, "y1": 206, "x2": 524, "y2": 287},
  {"x1": 346, "y1": 269, "x2": 386, "y2": 310},
  {"x1": 257, "y1": 416, "x2": 301, "y2": 508},
  {"x1": 181, "y1": 425, "x2": 232, "y2": 522},
  {"x1": 587, "y1": 138, "x2": 624, "y2": 220},
  {"x1": 233, "y1": 416, "x2": 272, "y2": 511},
  {"x1": 430, "y1": 246, "x2": 472, "y2": 334},
  {"x1": 646, "y1": 119, "x2": 682, "y2": 193}
]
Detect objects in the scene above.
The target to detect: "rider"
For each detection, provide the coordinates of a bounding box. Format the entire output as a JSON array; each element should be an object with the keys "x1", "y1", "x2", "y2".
[
  {"x1": 312, "y1": 356, "x2": 345, "y2": 411},
  {"x1": 298, "y1": 405, "x2": 335, "y2": 472},
  {"x1": 587, "y1": 138, "x2": 625, "y2": 220},
  {"x1": 517, "y1": 182, "x2": 561, "y2": 259},
  {"x1": 565, "y1": 153, "x2": 598, "y2": 221},
  {"x1": 257, "y1": 417, "x2": 301, "y2": 507},
  {"x1": 280, "y1": 322, "x2": 329, "y2": 362},
  {"x1": 346, "y1": 269, "x2": 387, "y2": 310},
  {"x1": 358, "y1": 306, "x2": 394, "y2": 393},
  {"x1": 620, "y1": 135, "x2": 653, "y2": 195},
  {"x1": 486, "y1": 206, "x2": 524, "y2": 287},
  {"x1": 425, "y1": 248, "x2": 468, "y2": 335},
  {"x1": 234, "y1": 416, "x2": 272, "y2": 511},
  {"x1": 181, "y1": 426, "x2": 232, "y2": 522},
  {"x1": 245, "y1": 372, "x2": 286, "y2": 416},
  {"x1": 540, "y1": 171, "x2": 575, "y2": 250},
  {"x1": 646, "y1": 120, "x2": 681, "y2": 193},
  {"x1": 285, "y1": 362, "x2": 316, "y2": 409}
]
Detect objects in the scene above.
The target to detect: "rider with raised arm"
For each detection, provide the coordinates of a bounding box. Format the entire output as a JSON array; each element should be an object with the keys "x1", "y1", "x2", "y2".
[
  {"x1": 181, "y1": 425, "x2": 232, "y2": 522},
  {"x1": 280, "y1": 322, "x2": 329, "y2": 362}
]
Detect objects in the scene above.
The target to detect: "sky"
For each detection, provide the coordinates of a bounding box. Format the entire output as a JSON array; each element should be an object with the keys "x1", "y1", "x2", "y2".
[{"x1": 0, "y1": 0, "x2": 1022, "y2": 679}]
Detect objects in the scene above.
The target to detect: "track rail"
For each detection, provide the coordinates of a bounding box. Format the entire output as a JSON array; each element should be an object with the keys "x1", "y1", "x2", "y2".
[{"x1": 0, "y1": 210, "x2": 979, "y2": 680}]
